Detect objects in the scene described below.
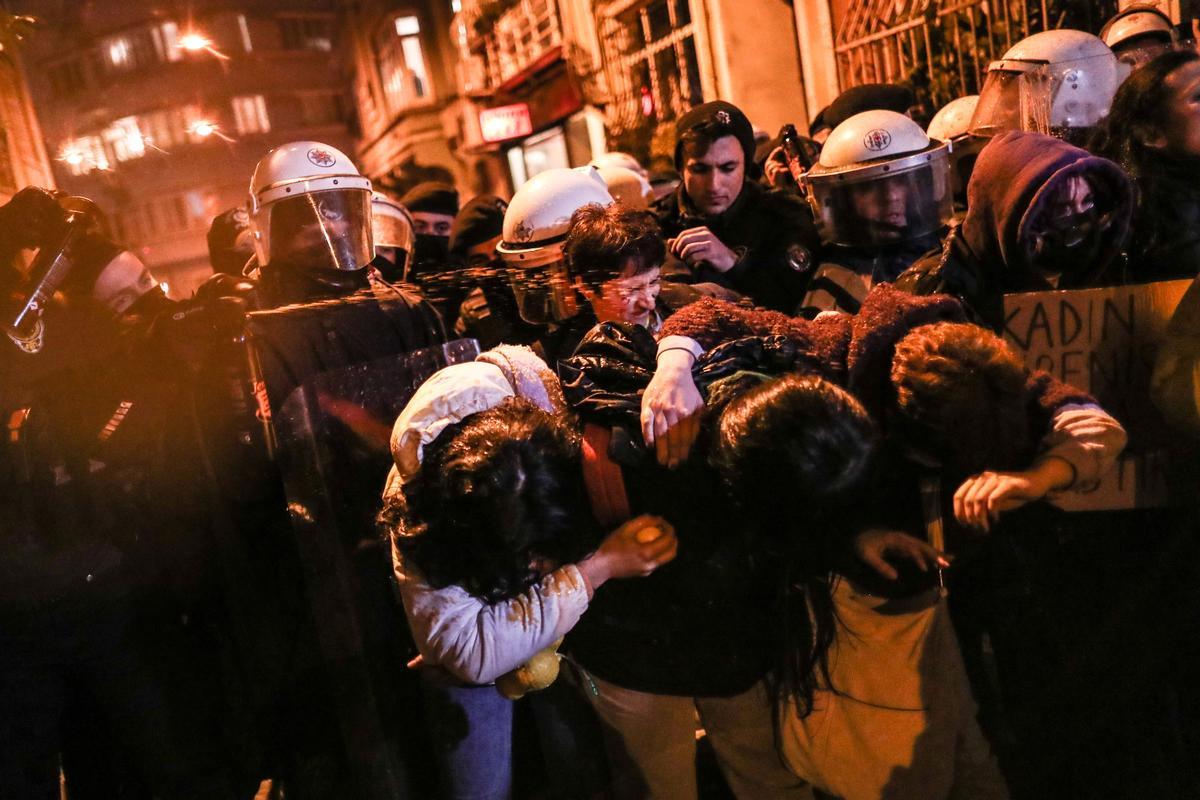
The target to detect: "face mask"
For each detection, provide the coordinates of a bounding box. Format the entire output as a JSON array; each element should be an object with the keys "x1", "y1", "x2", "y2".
[
  {"x1": 1031, "y1": 208, "x2": 1110, "y2": 276},
  {"x1": 411, "y1": 235, "x2": 450, "y2": 275}
]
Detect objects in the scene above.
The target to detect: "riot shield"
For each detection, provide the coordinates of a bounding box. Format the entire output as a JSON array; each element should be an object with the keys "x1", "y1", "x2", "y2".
[{"x1": 266, "y1": 337, "x2": 478, "y2": 798}]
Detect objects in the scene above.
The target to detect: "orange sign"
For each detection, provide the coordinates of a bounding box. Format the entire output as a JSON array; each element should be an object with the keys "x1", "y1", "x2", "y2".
[{"x1": 479, "y1": 103, "x2": 533, "y2": 143}]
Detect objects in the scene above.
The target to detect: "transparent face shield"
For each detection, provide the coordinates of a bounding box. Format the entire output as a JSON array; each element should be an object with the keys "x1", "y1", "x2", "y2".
[
  {"x1": 1113, "y1": 34, "x2": 1174, "y2": 70},
  {"x1": 970, "y1": 67, "x2": 1053, "y2": 137},
  {"x1": 505, "y1": 255, "x2": 580, "y2": 325},
  {"x1": 372, "y1": 209, "x2": 415, "y2": 253},
  {"x1": 261, "y1": 189, "x2": 373, "y2": 272},
  {"x1": 807, "y1": 155, "x2": 953, "y2": 248}
]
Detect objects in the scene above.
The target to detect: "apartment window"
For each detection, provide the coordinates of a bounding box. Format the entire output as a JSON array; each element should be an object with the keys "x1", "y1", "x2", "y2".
[
  {"x1": 279, "y1": 16, "x2": 332, "y2": 51},
  {"x1": 104, "y1": 116, "x2": 146, "y2": 162},
  {"x1": 232, "y1": 95, "x2": 271, "y2": 134},
  {"x1": 154, "y1": 22, "x2": 182, "y2": 62},
  {"x1": 100, "y1": 27, "x2": 163, "y2": 75},
  {"x1": 489, "y1": 0, "x2": 562, "y2": 85},
  {"x1": 237, "y1": 14, "x2": 253, "y2": 52},
  {"x1": 60, "y1": 135, "x2": 110, "y2": 175},
  {"x1": 604, "y1": 0, "x2": 701, "y2": 126},
  {"x1": 376, "y1": 13, "x2": 430, "y2": 113}
]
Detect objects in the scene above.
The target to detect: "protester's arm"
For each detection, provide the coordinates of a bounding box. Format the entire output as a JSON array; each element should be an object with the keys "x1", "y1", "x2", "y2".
[
  {"x1": 396, "y1": 515, "x2": 677, "y2": 685},
  {"x1": 952, "y1": 402, "x2": 1126, "y2": 531}
]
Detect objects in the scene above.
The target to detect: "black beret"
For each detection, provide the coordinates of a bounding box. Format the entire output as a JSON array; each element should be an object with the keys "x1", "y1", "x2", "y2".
[
  {"x1": 673, "y1": 100, "x2": 756, "y2": 171},
  {"x1": 825, "y1": 84, "x2": 915, "y2": 131},
  {"x1": 400, "y1": 182, "x2": 460, "y2": 217},
  {"x1": 449, "y1": 195, "x2": 508, "y2": 256},
  {"x1": 207, "y1": 206, "x2": 253, "y2": 276}
]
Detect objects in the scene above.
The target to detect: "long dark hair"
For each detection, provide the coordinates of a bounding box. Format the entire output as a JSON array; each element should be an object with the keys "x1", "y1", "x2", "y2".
[
  {"x1": 709, "y1": 374, "x2": 879, "y2": 720},
  {"x1": 1092, "y1": 49, "x2": 1200, "y2": 263},
  {"x1": 381, "y1": 398, "x2": 600, "y2": 602}
]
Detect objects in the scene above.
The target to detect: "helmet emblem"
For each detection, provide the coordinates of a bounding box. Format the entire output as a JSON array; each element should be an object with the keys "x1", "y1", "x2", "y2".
[
  {"x1": 514, "y1": 220, "x2": 535, "y2": 242},
  {"x1": 715, "y1": 110, "x2": 731, "y2": 125},
  {"x1": 307, "y1": 148, "x2": 336, "y2": 168},
  {"x1": 863, "y1": 129, "x2": 892, "y2": 151}
]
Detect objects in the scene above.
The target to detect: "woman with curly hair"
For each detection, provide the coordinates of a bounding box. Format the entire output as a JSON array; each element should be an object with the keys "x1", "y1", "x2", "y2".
[{"x1": 380, "y1": 344, "x2": 676, "y2": 800}]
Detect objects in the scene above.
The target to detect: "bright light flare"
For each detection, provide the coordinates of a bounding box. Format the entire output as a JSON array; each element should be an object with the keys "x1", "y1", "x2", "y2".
[
  {"x1": 61, "y1": 150, "x2": 84, "y2": 166},
  {"x1": 188, "y1": 120, "x2": 235, "y2": 142},
  {"x1": 176, "y1": 30, "x2": 231, "y2": 60},
  {"x1": 178, "y1": 32, "x2": 211, "y2": 51}
]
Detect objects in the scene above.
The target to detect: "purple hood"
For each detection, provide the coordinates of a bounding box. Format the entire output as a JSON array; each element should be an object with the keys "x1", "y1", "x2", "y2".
[{"x1": 960, "y1": 131, "x2": 1133, "y2": 287}]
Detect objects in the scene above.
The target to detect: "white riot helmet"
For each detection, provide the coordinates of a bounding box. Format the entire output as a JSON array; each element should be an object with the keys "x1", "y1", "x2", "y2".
[
  {"x1": 802, "y1": 109, "x2": 952, "y2": 247},
  {"x1": 970, "y1": 30, "x2": 1120, "y2": 139},
  {"x1": 1101, "y1": 5, "x2": 1177, "y2": 69},
  {"x1": 248, "y1": 141, "x2": 373, "y2": 273},
  {"x1": 929, "y1": 96, "x2": 984, "y2": 206},
  {"x1": 596, "y1": 165, "x2": 653, "y2": 210},
  {"x1": 590, "y1": 151, "x2": 649, "y2": 179},
  {"x1": 497, "y1": 166, "x2": 614, "y2": 324},
  {"x1": 370, "y1": 191, "x2": 416, "y2": 278},
  {"x1": 927, "y1": 96, "x2": 980, "y2": 143}
]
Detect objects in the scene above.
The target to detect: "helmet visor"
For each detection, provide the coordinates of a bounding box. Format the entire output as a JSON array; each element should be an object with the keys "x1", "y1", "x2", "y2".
[
  {"x1": 970, "y1": 68, "x2": 1053, "y2": 137},
  {"x1": 372, "y1": 208, "x2": 415, "y2": 252},
  {"x1": 808, "y1": 157, "x2": 952, "y2": 247},
  {"x1": 506, "y1": 258, "x2": 579, "y2": 324},
  {"x1": 262, "y1": 189, "x2": 373, "y2": 272}
]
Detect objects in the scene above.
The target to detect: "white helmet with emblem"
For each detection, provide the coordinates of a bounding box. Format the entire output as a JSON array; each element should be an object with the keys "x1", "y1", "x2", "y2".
[
  {"x1": 596, "y1": 165, "x2": 653, "y2": 210},
  {"x1": 1101, "y1": 5, "x2": 1177, "y2": 68},
  {"x1": 590, "y1": 151, "x2": 649, "y2": 179},
  {"x1": 497, "y1": 166, "x2": 614, "y2": 324},
  {"x1": 927, "y1": 95, "x2": 980, "y2": 143},
  {"x1": 248, "y1": 140, "x2": 373, "y2": 272},
  {"x1": 970, "y1": 29, "x2": 1120, "y2": 138},
  {"x1": 802, "y1": 109, "x2": 952, "y2": 247}
]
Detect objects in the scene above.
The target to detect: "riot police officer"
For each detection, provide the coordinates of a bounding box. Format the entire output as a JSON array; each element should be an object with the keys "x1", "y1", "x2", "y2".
[
  {"x1": 1, "y1": 188, "x2": 239, "y2": 799},
  {"x1": 970, "y1": 28, "x2": 1122, "y2": 146},
  {"x1": 798, "y1": 109, "x2": 954, "y2": 316}
]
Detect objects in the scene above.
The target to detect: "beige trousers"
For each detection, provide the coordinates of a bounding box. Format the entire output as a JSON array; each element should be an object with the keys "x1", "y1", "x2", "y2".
[{"x1": 580, "y1": 672, "x2": 814, "y2": 800}]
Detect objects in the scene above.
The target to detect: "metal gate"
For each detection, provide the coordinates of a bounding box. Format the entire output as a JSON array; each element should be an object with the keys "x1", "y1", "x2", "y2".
[{"x1": 834, "y1": 0, "x2": 1119, "y2": 111}]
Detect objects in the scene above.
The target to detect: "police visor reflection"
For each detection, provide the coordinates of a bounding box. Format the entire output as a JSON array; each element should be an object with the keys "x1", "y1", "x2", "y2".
[{"x1": 263, "y1": 189, "x2": 372, "y2": 272}]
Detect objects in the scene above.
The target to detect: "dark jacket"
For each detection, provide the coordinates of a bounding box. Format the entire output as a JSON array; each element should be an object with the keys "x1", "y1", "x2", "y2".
[
  {"x1": 559, "y1": 323, "x2": 777, "y2": 696},
  {"x1": 655, "y1": 180, "x2": 820, "y2": 314},
  {"x1": 895, "y1": 131, "x2": 1133, "y2": 331},
  {"x1": 1124, "y1": 154, "x2": 1200, "y2": 283},
  {"x1": 799, "y1": 231, "x2": 945, "y2": 318}
]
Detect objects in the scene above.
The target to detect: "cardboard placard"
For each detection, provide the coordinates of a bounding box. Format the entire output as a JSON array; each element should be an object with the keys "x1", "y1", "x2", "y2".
[{"x1": 1002, "y1": 279, "x2": 1192, "y2": 511}]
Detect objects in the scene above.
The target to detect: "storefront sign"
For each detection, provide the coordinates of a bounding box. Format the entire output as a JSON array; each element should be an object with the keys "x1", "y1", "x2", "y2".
[
  {"x1": 1002, "y1": 279, "x2": 1192, "y2": 510},
  {"x1": 479, "y1": 103, "x2": 533, "y2": 143}
]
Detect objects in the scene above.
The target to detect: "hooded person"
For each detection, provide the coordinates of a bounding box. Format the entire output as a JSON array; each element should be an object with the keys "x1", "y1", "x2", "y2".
[
  {"x1": 400, "y1": 182, "x2": 460, "y2": 279},
  {"x1": 894, "y1": 131, "x2": 1133, "y2": 331},
  {"x1": 655, "y1": 100, "x2": 821, "y2": 314}
]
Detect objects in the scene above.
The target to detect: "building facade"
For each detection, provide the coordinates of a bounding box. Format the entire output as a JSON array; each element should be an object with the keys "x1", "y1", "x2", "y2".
[
  {"x1": 345, "y1": 0, "x2": 480, "y2": 197},
  {"x1": 0, "y1": 8, "x2": 54, "y2": 205},
  {"x1": 442, "y1": 0, "x2": 808, "y2": 193},
  {"x1": 14, "y1": 0, "x2": 357, "y2": 296}
]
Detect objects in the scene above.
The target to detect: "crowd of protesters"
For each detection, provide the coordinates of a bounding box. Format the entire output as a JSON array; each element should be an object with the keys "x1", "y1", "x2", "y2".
[{"x1": 5, "y1": 5, "x2": 1200, "y2": 800}]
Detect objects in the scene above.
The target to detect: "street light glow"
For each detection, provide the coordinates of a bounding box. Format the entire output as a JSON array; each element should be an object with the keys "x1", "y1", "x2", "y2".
[
  {"x1": 176, "y1": 30, "x2": 230, "y2": 60},
  {"x1": 191, "y1": 120, "x2": 216, "y2": 138},
  {"x1": 62, "y1": 150, "x2": 84, "y2": 166},
  {"x1": 178, "y1": 32, "x2": 212, "y2": 51}
]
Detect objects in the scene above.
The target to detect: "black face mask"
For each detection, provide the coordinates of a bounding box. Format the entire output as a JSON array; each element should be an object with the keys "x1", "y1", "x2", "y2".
[
  {"x1": 411, "y1": 235, "x2": 450, "y2": 276},
  {"x1": 1030, "y1": 208, "x2": 1110, "y2": 278}
]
